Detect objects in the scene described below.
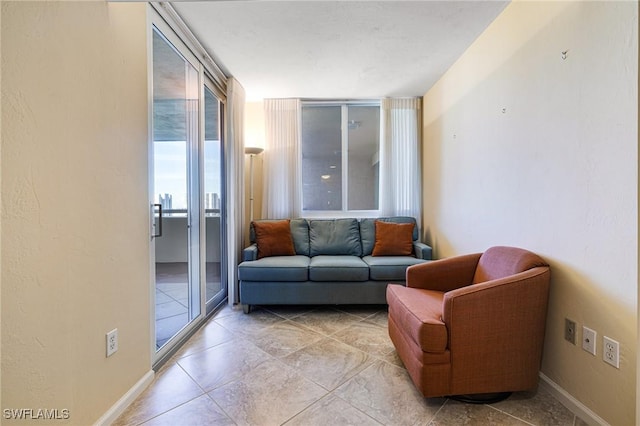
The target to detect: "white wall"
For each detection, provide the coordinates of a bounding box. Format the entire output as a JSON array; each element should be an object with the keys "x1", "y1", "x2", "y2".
[
  {"x1": 422, "y1": 1, "x2": 637, "y2": 424},
  {"x1": 2, "y1": 2, "x2": 151, "y2": 424}
]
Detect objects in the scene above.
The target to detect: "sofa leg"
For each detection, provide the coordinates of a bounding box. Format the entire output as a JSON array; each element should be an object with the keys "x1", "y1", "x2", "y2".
[
  {"x1": 449, "y1": 392, "x2": 512, "y2": 404},
  {"x1": 242, "y1": 304, "x2": 251, "y2": 314}
]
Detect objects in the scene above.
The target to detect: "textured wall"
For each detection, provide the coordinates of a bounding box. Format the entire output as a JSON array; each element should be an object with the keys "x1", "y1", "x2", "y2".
[
  {"x1": 422, "y1": 1, "x2": 637, "y2": 424},
  {"x1": 2, "y1": 2, "x2": 151, "y2": 424}
]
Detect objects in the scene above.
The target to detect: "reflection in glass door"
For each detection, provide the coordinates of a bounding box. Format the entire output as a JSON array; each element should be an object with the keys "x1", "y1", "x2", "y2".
[{"x1": 151, "y1": 27, "x2": 200, "y2": 351}]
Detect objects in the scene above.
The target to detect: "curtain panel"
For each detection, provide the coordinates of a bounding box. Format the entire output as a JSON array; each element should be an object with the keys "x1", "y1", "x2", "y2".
[
  {"x1": 260, "y1": 98, "x2": 421, "y2": 232},
  {"x1": 226, "y1": 78, "x2": 246, "y2": 305},
  {"x1": 262, "y1": 98, "x2": 301, "y2": 219},
  {"x1": 380, "y1": 98, "x2": 422, "y2": 232}
]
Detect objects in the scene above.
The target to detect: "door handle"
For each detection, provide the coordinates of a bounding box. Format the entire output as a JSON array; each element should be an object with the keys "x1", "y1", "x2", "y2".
[{"x1": 153, "y1": 203, "x2": 163, "y2": 238}]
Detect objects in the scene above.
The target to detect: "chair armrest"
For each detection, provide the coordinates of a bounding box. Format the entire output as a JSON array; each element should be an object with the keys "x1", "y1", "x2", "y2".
[
  {"x1": 242, "y1": 244, "x2": 258, "y2": 261},
  {"x1": 413, "y1": 242, "x2": 433, "y2": 260},
  {"x1": 406, "y1": 253, "x2": 481, "y2": 292},
  {"x1": 440, "y1": 266, "x2": 551, "y2": 389},
  {"x1": 442, "y1": 266, "x2": 551, "y2": 354}
]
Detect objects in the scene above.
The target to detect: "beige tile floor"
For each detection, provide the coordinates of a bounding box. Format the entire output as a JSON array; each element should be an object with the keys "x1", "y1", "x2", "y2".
[{"x1": 115, "y1": 304, "x2": 587, "y2": 426}]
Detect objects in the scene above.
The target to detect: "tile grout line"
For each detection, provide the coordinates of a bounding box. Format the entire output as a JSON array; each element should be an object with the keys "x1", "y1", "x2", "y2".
[{"x1": 484, "y1": 403, "x2": 538, "y2": 426}]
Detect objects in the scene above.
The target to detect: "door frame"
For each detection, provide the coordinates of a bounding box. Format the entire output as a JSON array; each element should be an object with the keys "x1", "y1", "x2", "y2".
[{"x1": 202, "y1": 78, "x2": 228, "y2": 315}]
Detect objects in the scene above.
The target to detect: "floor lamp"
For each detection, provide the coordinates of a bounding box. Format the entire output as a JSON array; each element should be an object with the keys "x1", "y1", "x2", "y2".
[{"x1": 245, "y1": 146, "x2": 264, "y2": 222}]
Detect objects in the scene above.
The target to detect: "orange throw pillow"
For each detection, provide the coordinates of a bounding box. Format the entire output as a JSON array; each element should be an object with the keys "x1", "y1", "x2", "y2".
[
  {"x1": 253, "y1": 220, "x2": 296, "y2": 259},
  {"x1": 372, "y1": 220, "x2": 414, "y2": 256}
]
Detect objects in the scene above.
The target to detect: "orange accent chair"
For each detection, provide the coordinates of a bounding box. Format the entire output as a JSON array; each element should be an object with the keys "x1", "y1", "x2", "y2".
[{"x1": 387, "y1": 246, "x2": 550, "y2": 401}]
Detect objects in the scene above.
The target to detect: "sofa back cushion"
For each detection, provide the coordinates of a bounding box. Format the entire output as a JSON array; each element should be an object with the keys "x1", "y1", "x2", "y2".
[
  {"x1": 250, "y1": 219, "x2": 310, "y2": 256},
  {"x1": 360, "y1": 217, "x2": 419, "y2": 256},
  {"x1": 290, "y1": 218, "x2": 310, "y2": 256},
  {"x1": 309, "y1": 218, "x2": 362, "y2": 257}
]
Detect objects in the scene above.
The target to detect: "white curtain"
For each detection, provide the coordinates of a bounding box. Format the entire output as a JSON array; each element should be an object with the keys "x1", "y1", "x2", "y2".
[
  {"x1": 226, "y1": 78, "x2": 245, "y2": 305},
  {"x1": 380, "y1": 98, "x2": 422, "y2": 231},
  {"x1": 262, "y1": 98, "x2": 301, "y2": 219}
]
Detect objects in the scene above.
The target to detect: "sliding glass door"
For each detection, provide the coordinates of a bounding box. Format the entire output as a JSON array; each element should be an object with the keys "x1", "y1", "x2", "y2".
[
  {"x1": 150, "y1": 21, "x2": 226, "y2": 362},
  {"x1": 203, "y1": 84, "x2": 226, "y2": 312},
  {"x1": 152, "y1": 27, "x2": 201, "y2": 353}
]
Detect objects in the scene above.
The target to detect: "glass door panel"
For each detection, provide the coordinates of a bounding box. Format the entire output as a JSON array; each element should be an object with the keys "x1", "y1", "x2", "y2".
[
  {"x1": 152, "y1": 27, "x2": 200, "y2": 351},
  {"x1": 204, "y1": 85, "x2": 225, "y2": 311}
]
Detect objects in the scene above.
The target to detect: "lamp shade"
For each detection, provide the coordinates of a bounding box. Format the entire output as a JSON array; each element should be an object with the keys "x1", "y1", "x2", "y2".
[{"x1": 244, "y1": 146, "x2": 264, "y2": 155}]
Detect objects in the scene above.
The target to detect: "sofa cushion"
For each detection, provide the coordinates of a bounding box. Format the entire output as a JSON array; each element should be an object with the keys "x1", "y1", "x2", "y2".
[
  {"x1": 361, "y1": 217, "x2": 419, "y2": 256},
  {"x1": 309, "y1": 255, "x2": 369, "y2": 281},
  {"x1": 253, "y1": 220, "x2": 296, "y2": 259},
  {"x1": 290, "y1": 218, "x2": 310, "y2": 256},
  {"x1": 363, "y1": 256, "x2": 428, "y2": 281},
  {"x1": 387, "y1": 284, "x2": 448, "y2": 353},
  {"x1": 238, "y1": 255, "x2": 310, "y2": 281},
  {"x1": 372, "y1": 220, "x2": 414, "y2": 256},
  {"x1": 309, "y1": 219, "x2": 362, "y2": 257},
  {"x1": 250, "y1": 219, "x2": 310, "y2": 256}
]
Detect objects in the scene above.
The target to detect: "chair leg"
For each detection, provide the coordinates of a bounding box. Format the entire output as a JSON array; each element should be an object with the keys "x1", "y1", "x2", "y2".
[{"x1": 449, "y1": 392, "x2": 512, "y2": 404}]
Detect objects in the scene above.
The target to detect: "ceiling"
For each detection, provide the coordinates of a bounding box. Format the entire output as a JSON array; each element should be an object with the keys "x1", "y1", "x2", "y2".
[{"x1": 171, "y1": 1, "x2": 509, "y2": 101}]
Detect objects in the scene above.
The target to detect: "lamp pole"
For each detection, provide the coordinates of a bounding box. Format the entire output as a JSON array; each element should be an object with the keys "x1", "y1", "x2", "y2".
[{"x1": 244, "y1": 146, "x2": 264, "y2": 222}]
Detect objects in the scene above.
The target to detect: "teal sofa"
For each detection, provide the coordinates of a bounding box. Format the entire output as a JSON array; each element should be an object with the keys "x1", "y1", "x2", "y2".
[{"x1": 238, "y1": 217, "x2": 432, "y2": 313}]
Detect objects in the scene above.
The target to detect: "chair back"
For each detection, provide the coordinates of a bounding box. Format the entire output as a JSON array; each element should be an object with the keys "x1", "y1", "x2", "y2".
[{"x1": 472, "y1": 246, "x2": 548, "y2": 284}]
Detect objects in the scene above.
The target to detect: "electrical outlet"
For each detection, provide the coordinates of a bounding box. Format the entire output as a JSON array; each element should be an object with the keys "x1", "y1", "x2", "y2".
[
  {"x1": 106, "y1": 328, "x2": 118, "y2": 357},
  {"x1": 603, "y1": 336, "x2": 619, "y2": 368},
  {"x1": 582, "y1": 326, "x2": 596, "y2": 355},
  {"x1": 564, "y1": 318, "x2": 576, "y2": 344}
]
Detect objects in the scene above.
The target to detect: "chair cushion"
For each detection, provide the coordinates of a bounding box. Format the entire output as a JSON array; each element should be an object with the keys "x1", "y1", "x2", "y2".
[
  {"x1": 309, "y1": 255, "x2": 369, "y2": 281},
  {"x1": 238, "y1": 255, "x2": 310, "y2": 281},
  {"x1": 387, "y1": 284, "x2": 448, "y2": 353},
  {"x1": 363, "y1": 256, "x2": 428, "y2": 280},
  {"x1": 309, "y1": 219, "x2": 362, "y2": 256}
]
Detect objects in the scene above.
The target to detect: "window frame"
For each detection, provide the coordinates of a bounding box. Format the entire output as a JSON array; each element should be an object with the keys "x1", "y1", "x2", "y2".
[{"x1": 300, "y1": 100, "x2": 381, "y2": 219}]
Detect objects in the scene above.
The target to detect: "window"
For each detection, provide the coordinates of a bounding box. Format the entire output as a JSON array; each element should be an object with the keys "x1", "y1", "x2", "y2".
[{"x1": 301, "y1": 102, "x2": 380, "y2": 214}]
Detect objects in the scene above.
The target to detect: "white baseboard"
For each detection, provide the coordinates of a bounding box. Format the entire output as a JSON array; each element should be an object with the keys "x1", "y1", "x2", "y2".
[
  {"x1": 94, "y1": 370, "x2": 155, "y2": 426},
  {"x1": 538, "y1": 372, "x2": 609, "y2": 426}
]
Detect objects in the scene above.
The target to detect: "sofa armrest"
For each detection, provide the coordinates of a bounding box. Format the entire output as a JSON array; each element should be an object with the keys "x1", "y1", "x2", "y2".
[
  {"x1": 406, "y1": 253, "x2": 481, "y2": 292},
  {"x1": 413, "y1": 242, "x2": 433, "y2": 260},
  {"x1": 242, "y1": 244, "x2": 258, "y2": 261}
]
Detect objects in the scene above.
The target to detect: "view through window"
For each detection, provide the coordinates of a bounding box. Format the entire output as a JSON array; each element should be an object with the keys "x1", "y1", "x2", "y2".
[{"x1": 301, "y1": 102, "x2": 380, "y2": 213}]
